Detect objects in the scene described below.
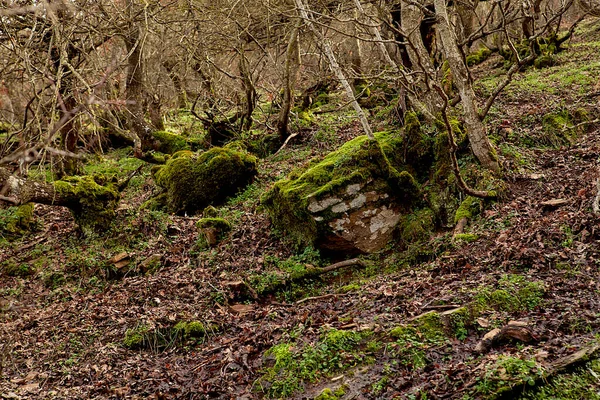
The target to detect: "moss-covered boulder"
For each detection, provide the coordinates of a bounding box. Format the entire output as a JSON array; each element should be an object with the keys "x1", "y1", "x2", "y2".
[
  {"x1": 0, "y1": 203, "x2": 36, "y2": 239},
  {"x1": 262, "y1": 131, "x2": 421, "y2": 253},
  {"x1": 54, "y1": 175, "x2": 121, "y2": 233},
  {"x1": 197, "y1": 217, "x2": 232, "y2": 247},
  {"x1": 152, "y1": 147, "x2": 258, "y2": 214}
]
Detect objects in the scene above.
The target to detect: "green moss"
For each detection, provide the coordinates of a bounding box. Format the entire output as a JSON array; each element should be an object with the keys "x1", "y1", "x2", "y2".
[
  {"x1": 454, "y1": 196, "x2": 481, "y2": 224},
  {"x1": 246, "y1": 133, "x2": 281, "y2": 158},
  {"x1": 2, "y1": 260, "x2": 34, "y2": 277},
  {"x1": 475, "y1": 275, "x2": 545, "y2": 313},
  {"x1": 123, "y1": 325, "x2": 150, "y2": 349},
  {"x1": 173, "y1": 321, "x2": 208, "y2": 338},
  {"x1": 541, "y1": 110, "x2": 586, "y2": 147},
  {"x1": 151, "y1": 130, "x2": 190, "y2": 154},
  {"x1": 0, "y1": 203, "x2": 36, "y2": 239},
  {"x1": 261, "y1": 131, "x2": 420, "y2": 247},
  {"x1": 196, "y1": 217, "x2": 232, "y2": 248},
  {"x1": 534, "y1": 54, "x2": 556, "y2": 69},
  {"x1": 475, "y1": 355, "x2": 545, "y2": 398},
  {"x1": 399, "y1": 208, "x2": 435, "y2": 244},
  {"x1": 196, "y1": 217, "x2": 231, "y2": 231},
  {"x1": 153, "y1": 147, "x2": 258, "y2": 214},
  {"x1": 467, "y1": 47, "x2": 492, "y2": 66},
  {"x1": 314, "y1": 386, "x2": 346, "y2": 400},
  {"x1": 53, "y1": 175, "x2": 120, "y2": 234},
  {"x1": 520, "y1": 358, "x2": 600, "y2": 399},
  {"x1": 454, "y1": 233, "x2": 479, "y2": 243},
  {"x1": 257, "y1": 328, "x2": 371, "y2": 398}
]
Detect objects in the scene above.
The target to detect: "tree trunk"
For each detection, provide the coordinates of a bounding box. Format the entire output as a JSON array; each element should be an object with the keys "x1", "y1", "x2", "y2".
[
  {"x1": 58, "y1": 77, "x2": 81, "y2": 177},
  {"x1": 401, "y1": 4, "x2": 443, "y2": 117},
  {"x1": 433, "y1": 0, "x2": 500, "y2": 173},
  {"x1": 123, "y1": 2, "x2": 149, "y2": 157},
  {"x1": 238, "y1": 45, "x2": 256, "y2": 133},
  {"x1": 277, "y1": 20, "x2": 301, "y2": 142},
  {"x1": 295, "y1": 0, "x2": 374, "y2": 139},
  {"x1": 162, "y1": 60, "x2": 187, "y2": 109}
]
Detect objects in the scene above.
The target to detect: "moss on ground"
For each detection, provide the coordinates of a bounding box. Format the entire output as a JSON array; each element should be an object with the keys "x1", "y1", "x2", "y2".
[
  {"x1": 153, "y1": 147, "x2": 258, "y2": 214},
  {"x1": 0, "y1": 203, "x2": 36, "y2": 239},
  {"x1": 519, "y1": 358, "x2": 600, "y2": 399},
  {"x1": 256, "y1": 328, "x2": 372, "y2": 398},
  {"x1": 467, "y1": 47, "x2": 492, "y2": 66},
  {"x1": 475, "y1": 355, "x2": 545, "y2": 398},
  {"x1": 475, "y1": 274, "x2": 545, "y2": 313}
]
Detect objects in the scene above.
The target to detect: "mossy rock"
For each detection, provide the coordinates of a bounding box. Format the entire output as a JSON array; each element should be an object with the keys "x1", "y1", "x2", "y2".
[
  {"x1": 466, "y1": 47, "x2": 492, "y2": 67},
  {"x1": 196, "y1": 217, "x2": 232, "y2": 248},
  {"x1": 153, "y1": 147, "x2": 258, "y2": 215},
  {"x1": 541, "y1": 110, "x2": 586, "y2": 147},
  {"x1": 54, "y1": 175, "x2": 120, "y2": 234},
  {"x1": 151, "y1": 131, "x2": 190, "y2": 154},
  {"x1": 0, "y1": 203, "x2": 36, "y2": 239},
  {"x1": 262, "y1": 131, "x2": 421, "y2": 253}
]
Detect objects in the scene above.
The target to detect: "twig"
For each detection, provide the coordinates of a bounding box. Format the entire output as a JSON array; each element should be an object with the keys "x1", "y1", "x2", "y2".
[
  {"x1": 295, "y1": 292, "x2": 349, "y2": 305},
  {"x1": 271, "y1": 132, "x2": 300, "y2": 158},
  {"x1": 563, "y1": 118, "x2": 600, "y2": 132},
  {"x1": 593, "y1": 169, "x2": 600, "y2": 215},
  {"x1": 422, "y1": 304, "x2": 462, "y2": 311},
  {"x1": 0, "y1": 195, "x2": 19, "y2": 205}
]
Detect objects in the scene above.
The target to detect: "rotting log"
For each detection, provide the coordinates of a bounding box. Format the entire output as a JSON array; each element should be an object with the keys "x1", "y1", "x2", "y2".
[{"x1": 0, "y1": 167, "x2": 122, "y2": 234}]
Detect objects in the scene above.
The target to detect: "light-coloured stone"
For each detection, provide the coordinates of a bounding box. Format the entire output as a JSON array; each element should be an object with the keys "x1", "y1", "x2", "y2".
[{"x1": 308, "y1": 196, "x2": 342, "y2": 213}]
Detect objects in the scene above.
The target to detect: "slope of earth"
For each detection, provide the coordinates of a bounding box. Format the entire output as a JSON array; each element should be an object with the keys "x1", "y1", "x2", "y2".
[{"x1": 1, "y1": 18, "x2": 600, "y2": 400}]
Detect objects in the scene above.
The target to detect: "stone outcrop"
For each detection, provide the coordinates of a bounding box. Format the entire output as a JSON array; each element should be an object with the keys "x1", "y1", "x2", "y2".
[{"x1": 262, "y1": 131, "x2": 425, "y2": 253}]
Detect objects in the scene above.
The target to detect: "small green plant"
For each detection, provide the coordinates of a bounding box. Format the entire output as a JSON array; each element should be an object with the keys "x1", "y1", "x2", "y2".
[
  {"x1": 123, "y1": 324, "x2": 151, "y2": 349},
  {"x1": 475, "y1": 355, "x2": 544, "y2": 397},
  {"x1": 256, "y1": 328, "x2": 371, "y2": 398},
  {"x1": 475, "y1": 275, "x2": 545, "y2": 312}
]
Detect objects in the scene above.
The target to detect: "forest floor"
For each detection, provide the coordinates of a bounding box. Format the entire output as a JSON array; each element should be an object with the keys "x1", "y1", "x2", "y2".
[{"x1": 2, "y1": 19, "x2": 600, "y2": 400}]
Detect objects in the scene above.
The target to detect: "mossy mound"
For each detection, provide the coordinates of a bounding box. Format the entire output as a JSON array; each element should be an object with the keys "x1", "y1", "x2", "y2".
[
  {"x1": 261, "y1": 131, "x2": 421, "y2": 253},
  {"x1": 541, "y1": 109, "x2": 588, "y2": 147},
  {"x1": 151, "y1": 131, "x2": 205, "y2": 154},
  {"x1": 467, "y1": 47, "x2": 492, "y2": 67},
  {"x1": 0, "y1": 203, "x2": 36, "y2": 239},
  {"x1": 196, "y1": 217, "x2": 232, "y2": 248},
  {"x1": 153, "y1": 147, "x2": 258, "y2": 214},
  {"x1": 151, "y1": 130, "x2": 190, "y2": 154},
  {"x1": 54, "y1": 175, "x2": 121, "y2": 234}
]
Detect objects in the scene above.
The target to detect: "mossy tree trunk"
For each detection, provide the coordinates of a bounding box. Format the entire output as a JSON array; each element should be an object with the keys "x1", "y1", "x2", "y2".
[{"x1": 0, "y1": 167, "x2": 120, "y2": 234}]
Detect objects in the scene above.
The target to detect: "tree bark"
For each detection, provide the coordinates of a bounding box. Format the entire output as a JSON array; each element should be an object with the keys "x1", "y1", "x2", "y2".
[
  {"x1": 433, "y1": 0, "x2": 501, "y2": 173},
  {"x1": 238, "y1": 44, "x2": 257, "y2": 133},
  {"x1": 123, "y1": 1, "x2": 150, "y2": 157},
  {"x1": 295, "y1": 0, "x2": 374, "y2": 139},
  {"x1": 401, "y1": 4, "x2": 443, "y2": 117},
  {"x1": 277, "y1": 20, "x2": 301, "y2": 142}
]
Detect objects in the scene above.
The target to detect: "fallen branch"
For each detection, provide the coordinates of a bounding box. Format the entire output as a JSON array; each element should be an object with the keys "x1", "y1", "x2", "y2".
[
  {"x1": 295, "y1": 292, "x2": 349, "y2": 305},
  {"x1": 562, "y1": 118, "x2": 600, "y2": 132},
  {"x1": 271, "y1": 132, "x2": 300, "y2": 158},
  {"x1": 250, "y1": 258, "x2": 366, "y2": 297},
  {"x1": 594, "y1": 169, "x2": 600, "y2": 215}
]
